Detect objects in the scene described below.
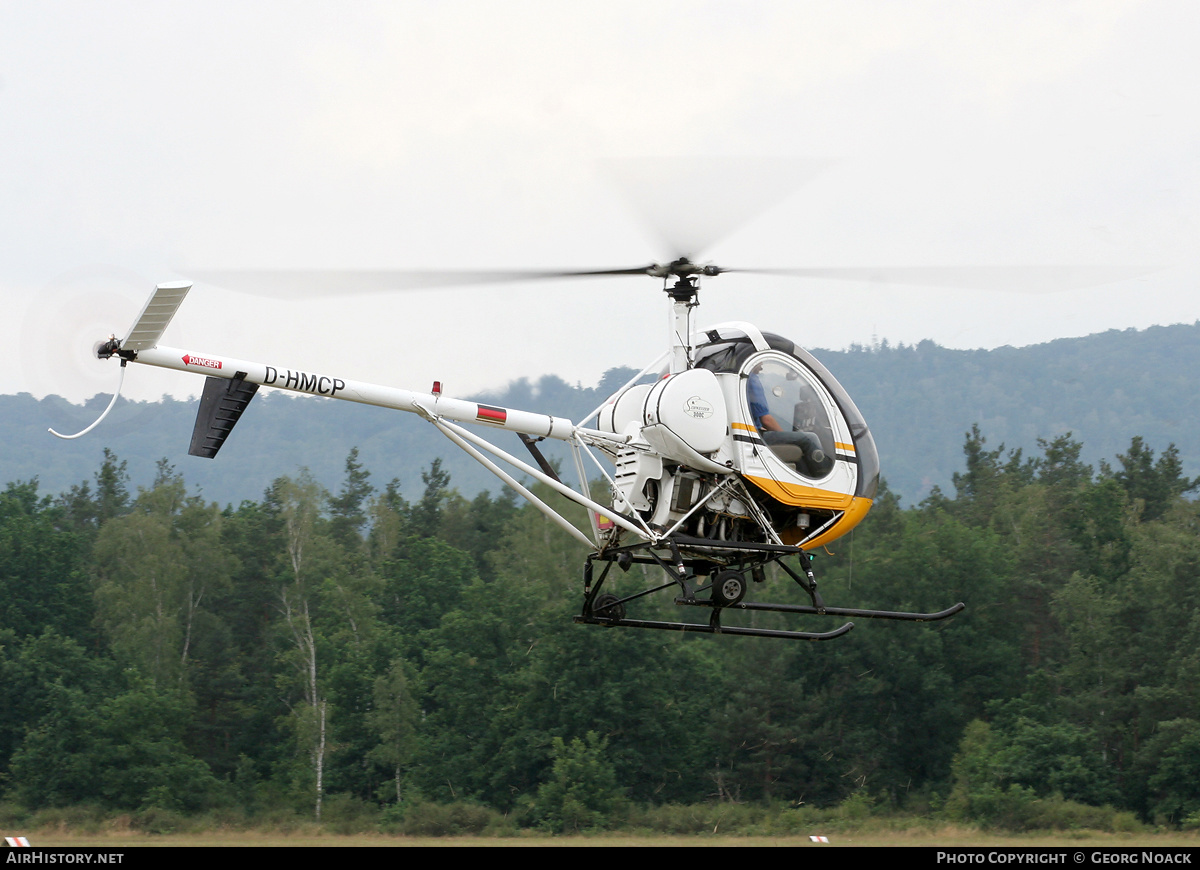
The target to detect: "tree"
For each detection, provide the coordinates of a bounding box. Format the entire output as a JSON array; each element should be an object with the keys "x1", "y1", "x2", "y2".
[
  {"x1": 274, "y1": 472, "x2": 333, "y2": 821},
  {"x1": 10, "y1": 676, "x2": 222, "y2": 812},
  {"x1": 94, "y1": 448, "x2": 132, "y2": 524},
  {"x1": 530, "y1": 733, "x2": 624, "y2": 832},
  {"x1": 1109, "y1": 438, "x2": 1197, "y2": 522},
  {"x1": 367, "y1": 658, "x2": 420, "y2": 804},
  {"x1": 0, "y1": 481, "x2": 93, "y2": 643},
  {"x1": 709, "y1": 638, "x2": 815, "y2": 803},
  {"x1": 947, "y1": 712, "x2": 1118, "y2": 816},
  {"x1": 0, "y1": 628, "x2": 119, "y2": 784},
  {"x1": 952, "y1": 425, "x2": 1033, "y2": 524},
  {"x1": 380, "y1": 537, "x2": 477, "y2": 643},
  {"x1": 409, "y1": 458, "x2": 451, "y2": 539},
  {"x1": 368, "y1": 479, "x2": 408, "y2": 567},
  {"x1": 329, "y1": 447, "x2": 374, "y2": 549},
  {"x1": 1138, "y1": 719, "x2": 1200, "y2": 825},
  {"x1": 91, "y1": 467, "x2": 232, "y2": 688}
]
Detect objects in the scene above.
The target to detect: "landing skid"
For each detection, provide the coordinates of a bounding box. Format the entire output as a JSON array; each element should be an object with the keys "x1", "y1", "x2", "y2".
[
  {"x1": 573, "y1": 612, "x2": 855, "y2": 641},
  {"x1": 575, "y1": 542, "x2": 965, "y2": 642},
  {"x1": 680, "y1": 599, "x2": 967, "y2": 622}
]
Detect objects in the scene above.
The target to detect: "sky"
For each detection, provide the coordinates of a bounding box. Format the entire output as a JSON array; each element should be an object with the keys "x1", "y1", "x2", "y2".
[{"x1": 3, "y1": 1, "x2": 1197, "y2": 406}]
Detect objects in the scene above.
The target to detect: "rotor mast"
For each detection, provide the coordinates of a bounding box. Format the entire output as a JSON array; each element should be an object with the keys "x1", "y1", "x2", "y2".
[
  {"x1": 667, "y1": 280, "x2": 697, "y2": 373},
  {"x1": 654, "y1": 258, "x2": 718, "y2": 373}
]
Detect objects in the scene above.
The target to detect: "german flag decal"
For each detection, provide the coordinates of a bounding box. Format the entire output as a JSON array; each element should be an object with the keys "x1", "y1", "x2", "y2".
[{"x1": 476, "y1": 404, "x2": 507, "y2": 424}]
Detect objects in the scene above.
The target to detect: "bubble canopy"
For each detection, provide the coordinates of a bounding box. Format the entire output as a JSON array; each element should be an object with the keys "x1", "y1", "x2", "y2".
[{"x1": 693, "y1": 329, "x2": 880, "y2": 501}]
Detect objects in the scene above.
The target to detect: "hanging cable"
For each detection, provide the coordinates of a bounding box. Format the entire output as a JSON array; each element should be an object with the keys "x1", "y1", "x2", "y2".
[{"x1": 49, "y1": 361, "x2": 127, "y2": 440}]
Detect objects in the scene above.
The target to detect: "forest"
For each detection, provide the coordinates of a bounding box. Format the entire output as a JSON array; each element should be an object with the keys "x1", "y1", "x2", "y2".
[{"x1": 1, "y1": 428, "x2": 1199, "y2": 835}]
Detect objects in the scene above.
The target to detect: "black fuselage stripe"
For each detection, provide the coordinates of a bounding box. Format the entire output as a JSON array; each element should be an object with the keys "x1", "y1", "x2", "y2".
[{"x1": 735, "y1": 435, "x2": 860, "y2": 467}]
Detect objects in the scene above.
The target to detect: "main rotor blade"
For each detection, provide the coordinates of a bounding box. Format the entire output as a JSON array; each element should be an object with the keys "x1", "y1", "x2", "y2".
[
  {"x1": 187, "y1": 266, "x2": 658, "y2": 298},
  {"x1": 727, "y1": 265, "x2": 1158, "y2": 292},
  {"x1": 188, "y1": 263, "x2": 1159, "y2": 298},
  {"x1": 600, "y1": 157, "x2": 834, "y2": 259}
]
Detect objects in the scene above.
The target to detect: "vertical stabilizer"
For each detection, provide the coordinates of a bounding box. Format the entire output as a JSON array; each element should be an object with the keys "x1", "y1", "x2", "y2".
[{"x1": 189, "y1": 374, "x2": 259, "y2": 458}]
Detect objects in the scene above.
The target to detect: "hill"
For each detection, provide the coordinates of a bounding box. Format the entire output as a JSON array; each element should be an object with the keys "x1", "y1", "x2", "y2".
[
  {"x1": 819, "y1": 322, "x2": 1200, "y2": 501},
  {"x1": 5, "y1": 321, "x2": 1198, "y2": 504}
]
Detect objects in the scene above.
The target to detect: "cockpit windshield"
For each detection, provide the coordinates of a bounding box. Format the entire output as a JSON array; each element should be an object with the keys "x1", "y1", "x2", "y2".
[
  {"x1": 745, "y1": 358, "x2": 836, "y2": 479},
  {"x1": 694, "y1": 328, "x2": 880, "y2": 500}
]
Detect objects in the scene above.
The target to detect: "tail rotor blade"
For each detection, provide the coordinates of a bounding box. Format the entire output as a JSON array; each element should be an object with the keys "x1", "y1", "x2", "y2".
[{"x1": 20, "y1": 266, "x2": 148, "y2": 400}]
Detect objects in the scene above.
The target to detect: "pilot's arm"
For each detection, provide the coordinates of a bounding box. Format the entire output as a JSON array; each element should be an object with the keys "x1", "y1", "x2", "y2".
[
  {"x1": 758, "y1": 413, "x2": 783, "y2": 432},
  {"x1": 747, "y1": 374, "x2": 783, "y2": 433}
]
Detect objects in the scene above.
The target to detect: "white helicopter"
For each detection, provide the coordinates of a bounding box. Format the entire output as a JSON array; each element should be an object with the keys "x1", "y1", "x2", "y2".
[{"x1": 57, "y1": 254, "x2": 970, "y2": 641}]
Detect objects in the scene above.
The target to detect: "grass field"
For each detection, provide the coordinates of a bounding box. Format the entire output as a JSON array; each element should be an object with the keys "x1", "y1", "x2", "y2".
[{"x1": 15, "y1": 827, "x2": 1200, "y2": 847}]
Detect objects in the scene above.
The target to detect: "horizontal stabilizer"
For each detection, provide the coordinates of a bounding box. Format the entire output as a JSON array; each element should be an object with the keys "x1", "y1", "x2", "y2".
[
  {"x1": 123, "y1": 281, "x2": 192, "y2": 352},
  {"x1": 189, "y1": 374, "x2": 259, "y2": 459}
]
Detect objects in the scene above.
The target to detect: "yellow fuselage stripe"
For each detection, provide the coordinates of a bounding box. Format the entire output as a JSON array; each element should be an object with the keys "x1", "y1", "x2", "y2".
[{"x1": 744, "y1": 475, "x2": 855, "y2": 510}]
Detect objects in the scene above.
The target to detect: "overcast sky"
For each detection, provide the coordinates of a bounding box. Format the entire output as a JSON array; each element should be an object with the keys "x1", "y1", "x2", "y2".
[{"x1": 3, "y1": 1, "x2": 1196, "y2": 405}]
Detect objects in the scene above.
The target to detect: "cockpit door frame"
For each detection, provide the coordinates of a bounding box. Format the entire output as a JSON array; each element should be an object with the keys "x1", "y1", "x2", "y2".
[{"x1": 731, "y1": 350, "x2": 859, "y2": 510}]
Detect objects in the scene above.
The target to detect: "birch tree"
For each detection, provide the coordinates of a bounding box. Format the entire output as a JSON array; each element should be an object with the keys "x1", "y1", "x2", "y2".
[{"x1": 275, "y1": 472, "x2": 334, "y2": 821}]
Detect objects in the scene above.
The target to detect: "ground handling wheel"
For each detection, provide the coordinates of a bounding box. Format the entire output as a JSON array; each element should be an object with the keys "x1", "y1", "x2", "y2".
[
  {"x1": 592, "y1": 592, "x2": 626, "y2": 622},
  {"x1": 711, "y1": 570, "x2": 748, "y2": 607}
]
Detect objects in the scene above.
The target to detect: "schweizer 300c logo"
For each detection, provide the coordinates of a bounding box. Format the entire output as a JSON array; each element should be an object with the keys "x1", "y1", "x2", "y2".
[{"x1": 683, "y1": 395, "x2": 715, "y2": 420}]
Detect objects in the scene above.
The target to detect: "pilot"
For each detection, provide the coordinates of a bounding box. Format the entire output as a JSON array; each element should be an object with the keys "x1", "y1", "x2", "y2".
[{"x1": 747, "y1": 365, "x2": 833, "y2": 478}]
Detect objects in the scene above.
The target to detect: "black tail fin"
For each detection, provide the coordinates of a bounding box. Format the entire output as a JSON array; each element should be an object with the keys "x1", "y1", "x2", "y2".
[{"x1": 189, "y1": 374, "x2": 259, "y2": 458}]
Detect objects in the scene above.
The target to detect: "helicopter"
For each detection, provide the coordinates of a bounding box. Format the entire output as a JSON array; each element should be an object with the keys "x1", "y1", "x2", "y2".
[{"x1": 55, "y1": 252, "x2": 969, "y2": 642}]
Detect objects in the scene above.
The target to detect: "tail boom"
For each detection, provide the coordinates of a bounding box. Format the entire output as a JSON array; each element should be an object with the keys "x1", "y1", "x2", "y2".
[{"x1": 131, "y1": 344, "x2": 577, "y2": 441}]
